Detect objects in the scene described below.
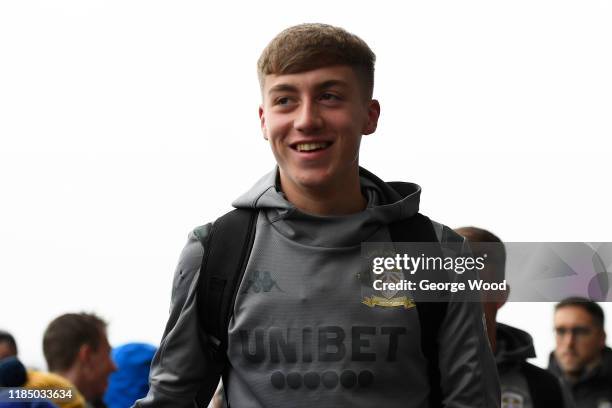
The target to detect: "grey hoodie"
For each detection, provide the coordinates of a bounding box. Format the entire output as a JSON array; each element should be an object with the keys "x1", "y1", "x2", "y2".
[{"x1": 134, "y1": 168, "x2": 500, "y2": 408}]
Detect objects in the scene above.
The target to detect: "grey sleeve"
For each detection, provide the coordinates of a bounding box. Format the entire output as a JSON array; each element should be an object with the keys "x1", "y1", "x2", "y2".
[
  {"x1": 133, "y1": 226, "x2": 222, "y2": 408},
  {"x1": 438, "y1": 293, "x2": 501, "y2": 407},
  {"x1": 434, "y1": 224, "x2": 501, "y2": 408}
]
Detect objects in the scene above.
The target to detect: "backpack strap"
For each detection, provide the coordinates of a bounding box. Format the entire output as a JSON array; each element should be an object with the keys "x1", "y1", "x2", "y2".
[
  {"x1": 521, "y1": 361, "x2": 566, "y2": 407},
  {"x1": 388, "y1": 212, "x2": 446, "y2": 408},
  {"x1": 388, "y1": 181, "x2": 453, "y2": 408},
  {"x1": 196, "y1": 208, "x2": 258, "y2": 365}
]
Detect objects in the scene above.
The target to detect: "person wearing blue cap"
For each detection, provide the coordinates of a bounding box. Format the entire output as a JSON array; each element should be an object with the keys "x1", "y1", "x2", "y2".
[{"x1": 103, "y1": 343, "x2": 156, "y2": 408}]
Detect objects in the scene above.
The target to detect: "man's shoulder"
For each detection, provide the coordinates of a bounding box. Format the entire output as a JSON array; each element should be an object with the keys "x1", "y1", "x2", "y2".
[
  {"x1": 191, "y1": 223, "x2": 212, "y2": 245},
  {"x1": 25, "y1": 370, "x2": 87, "y2": 408},
  {"x1": 520, "y1": 361, "x2": 565, "y2": 393},
  {"x1": 169, "y1": 224, "x2": 211, "y2": 307},
  {"x1": 177, "y1": 223, "x2": 211, "y2": 268},
  {"x1": 427, "y1": 218, "x2": 465, "y2": 245},
  {"x1": 522, "y1": 361, "x2": 559, "y2": 379}
]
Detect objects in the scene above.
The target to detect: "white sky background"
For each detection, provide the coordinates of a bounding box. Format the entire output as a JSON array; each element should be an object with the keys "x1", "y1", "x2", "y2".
[{"x1": 1, "y1": 0, "x2": 611, "y2": 370}]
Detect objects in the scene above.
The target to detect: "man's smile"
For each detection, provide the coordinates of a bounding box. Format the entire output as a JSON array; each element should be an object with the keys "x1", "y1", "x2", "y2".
[{"x1": 290, "y1": 141, "x2": 333, "y2": 152}]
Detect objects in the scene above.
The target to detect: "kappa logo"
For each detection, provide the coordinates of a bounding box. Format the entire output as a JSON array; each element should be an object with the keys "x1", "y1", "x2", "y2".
[{"x1": 242, "y1": 270, "x2": 283, "y2": 294}]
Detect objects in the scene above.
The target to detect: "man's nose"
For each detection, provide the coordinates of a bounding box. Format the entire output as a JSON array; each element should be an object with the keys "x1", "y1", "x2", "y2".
[
  {"x1": 294, "y1": 101, "x2": 323, "y2": 133},
  {"x1": 560, "y1": 332, "x2": 577, "y2": 349}
]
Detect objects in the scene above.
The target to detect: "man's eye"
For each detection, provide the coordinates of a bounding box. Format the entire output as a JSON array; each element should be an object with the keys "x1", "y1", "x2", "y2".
[
  {"x1": 320, "y1": 93, "x2": 340, "y2": 101},
  {"x1": 275, "y1": 97, "x2": 292, "y2": 106},
  {"x1": 554, "y1": 326, "x2": 593, "y2": 337}
]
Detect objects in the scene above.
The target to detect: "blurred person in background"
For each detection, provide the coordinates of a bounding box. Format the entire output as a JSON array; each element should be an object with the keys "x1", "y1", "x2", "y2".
[
  {"x1": 0, "y1": 356, "x2": 58, "y2": 408},
  {"x1": 456, "y1": 226, "x2": 574, "y2": 408},
  {"x1": 549, "y1": 297, "x2": 612, "y2": 408},
  {"x1": 36, "y1": 313, "x2": 116, "y2": 408},
  {"x1": 0, "y1": 329, "x2": 57, "y2": 408},
  {"x1": 0, "y1": 330, "x2": 18, "y2": 360},
  {"x1": 103, "y1": 343, "x2": 156, "y2": 408}
]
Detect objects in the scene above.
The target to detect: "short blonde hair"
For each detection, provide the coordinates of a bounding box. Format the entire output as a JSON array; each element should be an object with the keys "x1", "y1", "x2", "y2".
[{"x1": 257, "y1": 23, "x2": 376, "y2": 99}]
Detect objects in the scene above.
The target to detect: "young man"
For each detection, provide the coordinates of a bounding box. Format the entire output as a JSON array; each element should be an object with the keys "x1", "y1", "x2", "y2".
[
  {"x1": 549, "y1": 298, "x2": 612, "y2": 408},
  {"x1": 136, "y1": 24, "x2": 499, "y2": 407},
  {"x1": 39, "y1": 313, "x2": 116, "y2": 408}
]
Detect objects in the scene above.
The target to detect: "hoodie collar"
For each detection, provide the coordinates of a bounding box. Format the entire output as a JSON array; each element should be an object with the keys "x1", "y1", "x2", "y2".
[
  {"x1": 232, "y1": 167, "x2": 421, "y2": 248},
  {"x1": 495, "y1": 323, "x2": 536, "y2": 367}
]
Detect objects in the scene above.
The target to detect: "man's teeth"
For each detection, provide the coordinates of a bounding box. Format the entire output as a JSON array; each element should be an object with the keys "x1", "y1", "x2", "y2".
[{"x1": 296, "y1": 142, "x2": 329, "y2": 152}]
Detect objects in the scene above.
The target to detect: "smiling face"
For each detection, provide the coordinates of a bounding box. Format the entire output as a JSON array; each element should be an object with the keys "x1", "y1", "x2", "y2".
[{"x1": 259, "y1": 65, "x2": 380, "y2": 198}]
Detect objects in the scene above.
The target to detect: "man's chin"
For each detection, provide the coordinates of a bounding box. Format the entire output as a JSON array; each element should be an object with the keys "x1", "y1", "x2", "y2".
[
  {"x1": 560, "y1": 359, "x2": 582, "y2": 374},
  {"x1": 285, "y1": 170, "x2": 336, "y2": 191}
]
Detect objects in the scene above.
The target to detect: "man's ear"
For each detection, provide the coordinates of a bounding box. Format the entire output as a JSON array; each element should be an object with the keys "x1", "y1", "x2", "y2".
[
  {"x1": 77, "y1": 343, "x2": 92, "y2": 365},
  {"x1": 362, "y1": 99, "x2": 380, "y2": 136},
  {"x1": 259, "y1": 105, "x2": 268, "y2": 141}
]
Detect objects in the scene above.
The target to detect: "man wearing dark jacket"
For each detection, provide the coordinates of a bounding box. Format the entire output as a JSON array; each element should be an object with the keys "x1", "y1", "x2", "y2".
[
  {"x1": 456, "y1": 226, "x2": 574, "y2": 408},
  {"x1": 549, "y1": 297, "x2": 612, "y2": 408}
]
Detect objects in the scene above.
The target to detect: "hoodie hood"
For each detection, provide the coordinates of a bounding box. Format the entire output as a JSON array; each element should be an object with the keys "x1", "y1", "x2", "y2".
[
  {"x1": 495, "y1": 323, "x2": 536, "y2": 367},
  {"x1": 232, "y1": 166, "x2": 421, "y2": 248}
]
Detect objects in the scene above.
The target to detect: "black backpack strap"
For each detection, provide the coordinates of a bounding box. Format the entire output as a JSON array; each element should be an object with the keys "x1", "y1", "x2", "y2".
[
  {"x1": 521, "y1": 361, "x2": 566, "y2": 407},
  {"x1": 388, "y1": 213, "x2": 446, "y2": 408},
  {"x1": 386, "y1": 180, "x2": 449, "y2": 408},
  {"x1": 195, "y1": 209, "x2": 258, "y2": 365}
]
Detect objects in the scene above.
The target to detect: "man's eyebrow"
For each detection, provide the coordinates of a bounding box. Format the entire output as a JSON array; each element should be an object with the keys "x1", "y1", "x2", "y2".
[
  {"x1": 267, "y1": 84, "x2": 298, "y2": 95},
  {"x1": 267, "y1": 79, "x2": 350, "y2": 95},
  {"x1": 314, "y1": 79, "x2": 349, "y2": 91}
]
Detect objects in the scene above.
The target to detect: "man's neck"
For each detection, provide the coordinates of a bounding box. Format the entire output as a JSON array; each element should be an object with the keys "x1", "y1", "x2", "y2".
[
  {"x1": 280, "y1": 172, "x2": 366, "y2": 216},
  {"x1": 564, "y1": 356, "x2": 603, "y2": 382},
  {"x1": 56, "y1": 367, "x2": 90, "y2": 401}
]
